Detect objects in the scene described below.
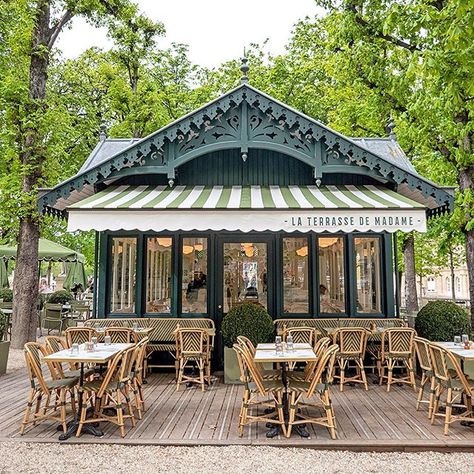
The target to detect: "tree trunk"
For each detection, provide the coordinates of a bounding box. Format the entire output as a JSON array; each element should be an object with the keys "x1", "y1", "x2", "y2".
[
  {"x1": 449, "y1": 247, "x2": 456, "y2": 301},
  {"x1": 11, "y1": 1, "x2": 51, "y2": 349},
  {"x1": 403, "y1": 232, "x2": 418, "y2": 313},
  {"x1": 458, "y1": 166, "x2": 474, "y2": 327}
]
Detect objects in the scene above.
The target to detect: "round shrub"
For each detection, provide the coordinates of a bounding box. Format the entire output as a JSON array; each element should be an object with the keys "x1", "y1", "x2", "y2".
[
  {"x1": 415, "y1": 300, "x2": 471, "y2": 341},
  {"x1": 0, "y1": 288, "x2": 13, "y2": 302},
  {"x1": 222, "y1": 302, "x2": 274, "y2": 348},
  {"x1": 48, "y1": 290, "x2": 73, "y2": 305}
]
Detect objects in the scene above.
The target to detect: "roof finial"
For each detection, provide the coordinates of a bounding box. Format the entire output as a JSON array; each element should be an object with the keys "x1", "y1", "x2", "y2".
[
  {"x1": 240, "y1": 49, "x2": 249, "y2": 84},
  {"x1": 99, "y1": 121, "x2": 107, "y2": 141},
  {"x1": 387, "y1": 114, "x2": 396, "y2": 140}
]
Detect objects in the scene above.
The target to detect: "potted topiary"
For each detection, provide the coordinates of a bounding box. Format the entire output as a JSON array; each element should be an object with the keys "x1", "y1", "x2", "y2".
[
  {"x1": 221, "y1": 302, "x2": 274, "y2": 384},
  {"x1": 415, "y1": 300, "x2": 471, "y2": 341},
  {"x1": 0, "y1": 309, "x2": 9, "y2": 375}
]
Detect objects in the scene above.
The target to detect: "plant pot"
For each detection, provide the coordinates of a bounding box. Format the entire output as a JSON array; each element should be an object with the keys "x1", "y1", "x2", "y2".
[
  {"x1": 0, "y1": 340, "x2": 10, "y2": 376},
  {"x1": 224, "y1": 346, "x2": 241, "y2": 384}
]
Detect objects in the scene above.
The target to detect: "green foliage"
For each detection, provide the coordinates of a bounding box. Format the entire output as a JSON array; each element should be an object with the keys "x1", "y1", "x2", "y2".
[
  {"x1": 0, "y1": 288, "x2": 13, "y2": 302},
  {"x1": 48, "y1": 290, "x2": 73, "y2": 304},
  {"x1": 415, "y1": 301, "x2": 471, "y2": 341},
  {"x1": 221, "y1": 303, "x2": 274, "y2": 348},
  {"x1": 0, "y1": 310, "x2": 7, "y2": 340}
]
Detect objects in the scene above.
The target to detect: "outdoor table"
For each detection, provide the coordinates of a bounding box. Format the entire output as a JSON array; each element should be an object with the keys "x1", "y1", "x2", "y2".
[
  {"x1": 434, "y1": 342, "x2": 474, "y2": 362},
  {"x1": 256, "y1": 342, "x2": 312, "y2": 351},
  {"x1": 43, "y1": 342, "x2": 133, "y2": 440},
  {"x1": 254, "y1": 346, "x2": 317, "y2": 438}
]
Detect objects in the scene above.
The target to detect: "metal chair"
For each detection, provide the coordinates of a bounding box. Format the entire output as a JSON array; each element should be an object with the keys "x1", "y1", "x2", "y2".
[
  {"x1": 233, "y1": 343, "x2": 286, "y2": 437},
  {"x1": 42, "y1": 303, "x2": 69, "y2": 335},
  {"x1": 331, "y1": 327, "x2": 370, "y2": 391},
  {"x1": 379, "y1": 328, "x2": 416, "y2": 392},
  {"x1": 20, "y1": 342, "x2": 77, "y2": 435},
  {"x1": 176, "y1": 328, "x2": 211, "y2": 391},
  {"x1": 414, "y1": 337, "x2": 436, "y2": 417},
  {"x1": 287, "y1": 344, "x2": 339, "y2": 439},
  {"x1": 429, "y1": 343, "x2": 473, "y2": 435}
]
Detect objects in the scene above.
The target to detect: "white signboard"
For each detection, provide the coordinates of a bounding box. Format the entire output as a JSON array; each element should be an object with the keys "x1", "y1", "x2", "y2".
[{"x1": 68, "y1": 209, "x2": 427, "y2": 233}]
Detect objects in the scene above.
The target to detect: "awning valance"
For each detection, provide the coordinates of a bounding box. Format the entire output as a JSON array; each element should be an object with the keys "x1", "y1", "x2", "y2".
[{"x1": 67, "y1": 185, "x2": 427, "y2": 233}]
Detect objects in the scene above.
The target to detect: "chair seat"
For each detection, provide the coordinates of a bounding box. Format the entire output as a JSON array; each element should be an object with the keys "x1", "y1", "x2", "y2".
[
  {"x1": 44, "y1": 377, "x2": 78, "y2": 390},
  {"x1": 336, "y1": 352, "x2": 363, "y2": 360},
  {"x1": 287, "y1": 371, "x2": 307, "y2": 382},
  {"x1": 287, "y1": 380, "x2": 327, "y2": 394},
  {"x1": 261, "y1": 369, "x2": 281, "y2": 380},
  {"x1": 248, "y1": 380, "x2": 284, "y2": 393},
  {"x1": 80, "y1": 379, "x2": 123, "y2": 393}
]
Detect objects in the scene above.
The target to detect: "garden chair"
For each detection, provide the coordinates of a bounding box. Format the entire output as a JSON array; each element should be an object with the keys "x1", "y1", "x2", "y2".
[
  {"x1": 233, "y1": 343, "x2": 286, "y2": 437},
  {"x1": 429, "y1": 343, "x2": 473, "y2": 435},
  {"x1": 379, "y1": 327, "x2": 416, "y2": 392},
  {"x1": 331, "y1": 328, "x2": 370, "y2": 391},
  {"x1": 105, "y1": 326, "x2": 137, "y2": 344},
  {"x1": 130, "y1": 337, "x2": 149, "y2": 419},
  {"x1": 286, "y1": 344, "x2": 339, "y2": 439},
  {"x1": 20, "y1": 342, "x2": 77, "y2": 435},
  {"x1": 77, "y1": 346, "x2": 136, "y2": 438},
  {"x1": 42, "y1": 303, "x2": 67, "y2": 335},
  {"x1": 176, "y1": 328, "x2": 211, "y2": 391},
  {"x1": 65, "y1": 327, "x2": 98, "y2": 347},
  {"x1": 414, "y1": 337, "x2": 436, "y2": 417},
  {"x1": 283, "y1": 326, "x2": 321, "y2": 371},
  {"x1": 287, "y1": 337, "x2": 332, "y2": 383}
]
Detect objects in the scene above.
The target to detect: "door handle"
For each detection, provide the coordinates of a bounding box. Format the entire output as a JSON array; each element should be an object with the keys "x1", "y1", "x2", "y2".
[{"x1": 217, "y1": 304, "x2": 222, "y2": 310}]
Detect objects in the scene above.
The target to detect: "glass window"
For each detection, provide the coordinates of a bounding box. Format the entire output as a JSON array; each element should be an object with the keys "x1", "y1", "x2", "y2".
[
  {"x1": 110, "y1": 237, "x2": 137, "y2": 313},
  {"x1": 427, "y1": 277, "x2": 436, "y2": 292},
  {"x1": 223, "y1": 242, "x2": 268, "y2": 313},
  {"x1": 318, "y1": 237, "x2": 345, "y2": 313},
  {"x1": 182, "y1": 237, "x2": 208, "y2": 313},
  {"x1": 146, "y1": 237, "x2": 172, "y2": 313},
  {"x1": 355, "y1": 237, "x2": 381, "y2": 314},
  {"x1": 283, "y1": 237, "x2": 309, "y2": 313}
]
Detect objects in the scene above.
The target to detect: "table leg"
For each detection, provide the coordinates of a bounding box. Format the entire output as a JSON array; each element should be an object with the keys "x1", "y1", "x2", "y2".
[{"x1": 59, "y1": 362, "x2": 104, "y2": 440}]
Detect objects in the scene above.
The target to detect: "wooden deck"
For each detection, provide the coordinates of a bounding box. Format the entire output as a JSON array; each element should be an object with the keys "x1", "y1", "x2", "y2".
[{"x1": 1, "y1": 369, "x2": 473, "y2": 451}]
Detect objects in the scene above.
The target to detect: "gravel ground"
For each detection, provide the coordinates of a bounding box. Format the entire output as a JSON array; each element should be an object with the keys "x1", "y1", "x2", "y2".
[
  {"x1": 0, "y1": 443, "x2": 473, "y2": 474},
  {"x1": 6, "y1": 348, "x2": 25, "y2": 373}
]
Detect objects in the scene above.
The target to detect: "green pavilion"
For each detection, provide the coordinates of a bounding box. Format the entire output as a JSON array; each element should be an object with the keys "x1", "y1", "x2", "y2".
[{"x1": 38, "y1": 71, "x2": 454, "y2": 365}]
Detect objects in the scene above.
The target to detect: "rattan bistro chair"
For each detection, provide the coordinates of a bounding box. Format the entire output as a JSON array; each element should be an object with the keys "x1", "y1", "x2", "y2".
[
  {"x1": 65, "y1": 327, "x2": 98, "y2": 347},
  {"x1": 283, "y1": 326, "x2": 320, "y2": 347},
  {"x1": 233, "y1": 343, "x2": 286, "y2": 437},
  {"x1": 287, "y1": 344, "x2": 339, "y2": 439},
  {"x1": 429, "y1": 343, "x2": 474, "y2": 435},
  {"x1": 236, "y1": 336, "x2": 281, "y2": 381},
  {"x1": 379, "y1": 328, "x2": 416, "y2": 392},
  {"x1": 105, "y1": 326, "x2": 137, "y2": 344},
  {"x1": 77, "y1": 346, "x2": 136, "y2": 438},
  {"x1": 20, "y1": 342, "x2": 77, "y2": 435},
  {"x1": 130, "y1": 337, "x2": 149, "y2": 419},
  {"x1": 331, "y1": 328, "x2": 370, "y2": 391},
  {"x1": 414, "y1": 337, "x2": 436, "y2": 417},
  {"x1": 287, "y1": 337, "x2": 332, "y2": 383},
  {"x1": 176, "y1": 328, "x2": 211, "y2": 391}
]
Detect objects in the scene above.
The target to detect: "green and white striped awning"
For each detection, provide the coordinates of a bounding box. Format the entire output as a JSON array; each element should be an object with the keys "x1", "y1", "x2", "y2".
[{"x1": 67, "y1": 185, "x2": 427, "y2": 233}]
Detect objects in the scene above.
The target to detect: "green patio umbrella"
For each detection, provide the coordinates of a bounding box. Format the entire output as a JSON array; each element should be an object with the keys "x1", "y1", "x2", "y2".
[
  {"x1": 0, "y1": 259, "x2": 8, "y2": 288},
  {"x1": 63, "y1": 260, "x2": 87, "y2": 291}
]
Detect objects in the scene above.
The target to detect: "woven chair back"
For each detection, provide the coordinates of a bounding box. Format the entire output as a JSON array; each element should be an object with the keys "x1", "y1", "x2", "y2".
[
  {"x1": 233, "y1": 343, "x2": 265, "y2": 393},
  {"x1": 65, "y1": 327, "x2": 98, "y2": 347},
  {"x1": 236, "y1": 336, "x2": 256, "y2": 356},
  {"x1": 414, "y1": 337, "x2": 432, "y2": 373},
  {"x1": 233, "y1": 344, "x2": 251, "y2": 385},
  {"x1": 24, "y1": 342, "x2": 49, "y2": 394},
  {"x1": 117, "y1": 346, "x2": 137, "y2": 384},
  {"x1": 283, "y1": 326, "x2": 319, "y2": 345},
  {"x1": 307, "y1": 344, "x2": 339, "y2": 397},
  {"x1": 133, "y1": 337, "x2": 149, "y2": 377},
  {"x1": 333, "y1": 328, "x2": 368, "y2": 356},
  {"x1": 177, "y1": 328, "x2": 208, "y2": 355},
  {"x1": 382, "y1": 328, "x2": 416, "y2": 356},
  {"x1": 95, "y1": 349, "x2": 125, "y2": 398},
  {"x1": 104, "y1": 327, "x2": 136, "y2": 344},
  {"x1": 44, "y1": 336, "x2": 68, "y2": 379},
  {"x1": 313, "y1": 337, "x2": 331, "y2": 357}
]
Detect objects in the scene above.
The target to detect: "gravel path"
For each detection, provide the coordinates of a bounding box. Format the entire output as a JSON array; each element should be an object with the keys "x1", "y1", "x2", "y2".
[{"x1": 0, "y1": 443, "x2": 472, "y2": 474}]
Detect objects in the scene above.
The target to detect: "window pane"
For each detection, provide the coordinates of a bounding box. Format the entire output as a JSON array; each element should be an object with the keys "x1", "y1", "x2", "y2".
[
  {"x1": 355, "y1": 237, "x2": 381, "y2": 313},
  {"x1": 318, "y1": 237, "x2": 345, "y2": 313},
  {"x1": 223, "y1": 242, "x2": 268, "y2": 313},
  {"x1": 283, "y1": 237, "x2": 309, "y2": 313},
  {"x1": 146, "y1": 237, "x2": 172, "y2": 313},
  {"x1": 182, "y1": 238, "x2": 208, "y2": 313},
  {"x1": 110, "y1": 237, "x2": 137, "y2": 313}
]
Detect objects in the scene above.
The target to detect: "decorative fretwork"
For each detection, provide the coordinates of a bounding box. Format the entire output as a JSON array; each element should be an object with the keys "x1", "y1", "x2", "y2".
[{"x1": 39, "y1": 84, "x2": 453, "y2": 216}]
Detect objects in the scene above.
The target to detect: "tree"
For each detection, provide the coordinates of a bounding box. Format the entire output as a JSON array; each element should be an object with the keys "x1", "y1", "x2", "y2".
[{"x1": 3, "y1": 0, "x2": 149, "y2": 349}]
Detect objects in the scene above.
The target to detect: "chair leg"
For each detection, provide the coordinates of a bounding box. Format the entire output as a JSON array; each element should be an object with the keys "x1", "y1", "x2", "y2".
[
  {"x1": 76, "y1": 391, "x2": 89, "y2": 437},
  {"x1": 20, "y1": 389, "x2": 36, "y2": 435},
  {"x1": 444, "y1": 388, "x2": 452, "y2": 435},
  {"x1": 386, "y1": 359, "x2": 393, "y2": 392},
  {"x1": 407, "y1": 359, "x2": 416, "y2": 391},
  {"x1": 239, "y1": 390, "x2": 249, "y2": 437},
  {"x1": 322, "y1": 390, "x2": 337, "y2": 439},
  {"x1": 359, "y1": 358, "x2": 368, "y2": 391},
  {"x1": 59, "y1": 389, "x2": 68, "y2": 433},
  {"x1": 286, "y1": 391, "x2": 296, "y2": 438},
  {"x1": 275, "y1": 392, "x2": 286, "y2": 438},
  {"x1": 428, "y1": 376, "x2": 436, "y2": 419},
  {"x1": 339, "y1": 360, "x2": 345, "y2": 392},
  {"x1": 416, "y1": 373, "x2": 427, "y2": 411},
  {"x1": 116, "y1": 390, "x2": 125, "y2": 438},
  {"x1": 176, "y1": 358, "x2": 184, "y2": 391}
]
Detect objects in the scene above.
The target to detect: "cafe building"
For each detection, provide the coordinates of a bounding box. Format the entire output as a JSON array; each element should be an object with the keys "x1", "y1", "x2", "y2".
[{"x1": 39, "y1": 68, "x2": 453, "y2": 361}]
